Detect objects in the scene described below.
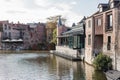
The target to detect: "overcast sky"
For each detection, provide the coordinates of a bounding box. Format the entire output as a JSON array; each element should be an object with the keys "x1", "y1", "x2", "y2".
[{"x1": 0, "y1": 0, "x2": 108, "y2": 26}]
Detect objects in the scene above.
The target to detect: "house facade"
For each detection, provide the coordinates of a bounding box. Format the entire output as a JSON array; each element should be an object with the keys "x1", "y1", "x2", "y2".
[
  {"x1": 0, "y1": 21, "x2": 29, "y2": 50},
  {"x1": 24, "y1": 23, "x2": 46, "y2": 50},
  {"x1": 0, "y1": 21, "x2": 46, "y2": 50},
  {"x1": 56, "y1": 16, "x2": 86, "y2": 58},
  {"x1": 85, "y1": 0, "x2": 120, "y2": 70},
  {"x1": 85, "y1": 16, "x2": 94, "y2": 64},
  {"x1": 102, "y1": 0, "x2": 120, "y2": 70}
]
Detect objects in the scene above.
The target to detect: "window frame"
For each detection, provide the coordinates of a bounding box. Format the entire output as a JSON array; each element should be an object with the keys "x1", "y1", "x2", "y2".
[
  {"x1": 97, "y1": 18, "x2": 102, "y2": 26},
  {"x1": 106, "y1": 14, "x2": 113, "y2": 31},
  {"x1": 88, "y1": 20, "x2": 91, "y2": 28},
  {"x1": 88, "y1": 34, "x2": 91, "y2": 45},
  {"x1": 107, "y1": 36, "x2": 111, "y2": 50}
]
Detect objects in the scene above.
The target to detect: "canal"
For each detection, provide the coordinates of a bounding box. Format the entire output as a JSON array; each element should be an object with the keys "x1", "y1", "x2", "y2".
[{"x1": 0, "y1": 51, "x2": 107, "y2": 80}]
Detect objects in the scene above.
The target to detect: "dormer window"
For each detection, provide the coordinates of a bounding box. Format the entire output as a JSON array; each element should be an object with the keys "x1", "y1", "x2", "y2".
[
  {"x1": 98, "y1": 4, "x2": 108, "y2": 12},
  {"x1": 110, "y1": 2, "x2": 114, "y2": 8},
  {"x1": 99, "y1": 7, "x2": 103, "y2": 12},
  {"x1": 98, "y1": 5, "x2": 103, "y2": 12},
  {"x1": 109, "y1": 0, "x2": 120, "y2": 8}
]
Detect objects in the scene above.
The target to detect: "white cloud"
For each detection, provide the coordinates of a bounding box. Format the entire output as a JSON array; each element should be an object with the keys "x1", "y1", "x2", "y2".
[
  {"x1": 55, "y1": 3, "x2": 72, "y2": 11},
  {"x1": 62, "y1": 11, "x2": 83, "y2": 27},
  {"x1": 35, "y1": 0, "x2": 51, "y2": 8},
  {"x1": 71, "y1": 1, "x2": 77, "y2": 5},
  {"x1": 0, "y1": 0, "x2": 83, "y2": 26}
]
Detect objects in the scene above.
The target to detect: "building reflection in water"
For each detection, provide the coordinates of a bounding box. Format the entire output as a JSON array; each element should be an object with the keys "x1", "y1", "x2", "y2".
[
  {"x1": 0, "y1": 52, "x2": 107, "y2": 80},
  {"x1": 49, "y1": 54, "x2": 106, "y2": 80}
]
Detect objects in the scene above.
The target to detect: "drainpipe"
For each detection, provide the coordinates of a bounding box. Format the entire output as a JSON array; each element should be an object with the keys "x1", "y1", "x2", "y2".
[{"x1": 114, "y1": 8, "x2": 118, "y2": 70}]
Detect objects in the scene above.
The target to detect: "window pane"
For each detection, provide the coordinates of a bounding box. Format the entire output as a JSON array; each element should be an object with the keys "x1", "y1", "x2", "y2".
[
  {"x1": 88, "y1": 20, "x2": 91, "y2": 28},
  {"x1": 107, "y1": 36, "x2": 111, "y2": 50},
  {"x1": 107, "y1": 14, "x2": 113, "y2": 30},
  {"x1": 97, "y1": 19, "x2": 101, "y2": 26},
  {"x1": 110, "y1": 15, "x2": 112, "y2": 27},
  {"x1": 88, "y1": 35, "x2": 91, "y2": 45},
  {"x1": 73, "y1": 36, "x2": 77, "y2": 48}
]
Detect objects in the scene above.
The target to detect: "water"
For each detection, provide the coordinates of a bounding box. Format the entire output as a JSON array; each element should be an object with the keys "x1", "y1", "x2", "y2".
[{"x1": 0, "y1": 52, "x2": 107, "y2": 80}]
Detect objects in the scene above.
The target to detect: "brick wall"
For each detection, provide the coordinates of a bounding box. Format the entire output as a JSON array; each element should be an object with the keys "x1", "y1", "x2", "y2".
[
  {"x1": 85, "y1": 17, "x2": 94, "y2": 64},
  {"x1": 94, "y1": 14, "x2": 103, "y2": 35}
]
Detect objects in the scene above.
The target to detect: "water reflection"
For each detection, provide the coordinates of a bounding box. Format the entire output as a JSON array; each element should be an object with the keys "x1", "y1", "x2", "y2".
[
  {"x1": 0, "y1": 52, "x2": 106, "y2": 80},
  {"x1": 49, "y1": 54, "x2": 86, "y2": 80}
]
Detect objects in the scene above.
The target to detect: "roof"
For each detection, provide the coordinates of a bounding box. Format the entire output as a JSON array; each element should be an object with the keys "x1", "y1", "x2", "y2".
[
  {"x1": 58, "y1": 16, "x2": 62, "y2": 26},
  {"x1": 62, "y1": 27, "x2": 84, "y2": 35},
  {"x1": 98, "y1": 3, "x2": 108, "y2": 8},
  {"x1": 109, "y1": 0, "x2": 120, "y2": 3},
  {"x1": 79, "y1": 16, "x2": 86, "y2": 24},
  {"x1": 86, "y1": 11, "x2": 99, "y2": 19},
  {"x1": 57, "y1": 35, "x2": 71, "y2": 38}
]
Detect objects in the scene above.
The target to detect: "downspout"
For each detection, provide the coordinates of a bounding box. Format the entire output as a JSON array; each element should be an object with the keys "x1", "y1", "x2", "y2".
[
  {"x1": 114, "y1": 8, "x2": 119, "y2": 70},
  {"x1": 92, "y1": 16, "x2": 95, "y2": 58}
]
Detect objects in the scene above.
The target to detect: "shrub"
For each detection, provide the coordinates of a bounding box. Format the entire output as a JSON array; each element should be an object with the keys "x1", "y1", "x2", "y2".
[{"x1": 93, "y1": 53, "x2": 112, "y2": 71}]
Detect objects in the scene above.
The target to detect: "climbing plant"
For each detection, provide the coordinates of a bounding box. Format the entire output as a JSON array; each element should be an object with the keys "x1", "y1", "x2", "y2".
[{"x1": 51, "y1": 28, "x2": 57, "y2": 45}]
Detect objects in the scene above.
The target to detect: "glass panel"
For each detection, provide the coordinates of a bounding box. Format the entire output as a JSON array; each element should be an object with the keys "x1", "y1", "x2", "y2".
[
  {"x1": 97, "y1": 18, "x2": 101, "y2": 26},
  {"x1": 73, "y1": 36, "x2": 77, "y2": 48},
  {"x1": 88, "y1": 20, "x2": 91, "y2": 28},
  {"x1": 68, "y1": 36, "x2": 73, "y2": 48},
  {"x1": 88, "y1": 35, "x2": 91, "y2": 45},
  {"x1": 110, "y1": 15, "x2": 112, "y2": 27},
  {"x1": 77, "y1": 36, "x2": 80, "y2": 48},
  {"x1": 107, "y1": 14, "x2": 112, "y2": 30},
  {"x1": 107, "y1": 36, "x2": 111, "y2": 50}
]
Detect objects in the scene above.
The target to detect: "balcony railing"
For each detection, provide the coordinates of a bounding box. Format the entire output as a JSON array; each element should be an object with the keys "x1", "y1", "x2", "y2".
[
  {"x1": 106, "y1": 27, "x2": 113, "y2": 32},
  {"x1": 105, "y1": 23, "x2": 113, "y2": 32}
]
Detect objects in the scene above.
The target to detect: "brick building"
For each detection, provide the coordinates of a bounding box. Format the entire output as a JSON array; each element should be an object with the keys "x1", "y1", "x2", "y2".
[
  {"x1": 85, "y1": 0, "x2": 120, "y2": 70},
  {"x1": 25, "y1": 23, "x2": 46, "y2": 49},
  {"x1": 85, "y1": 16, "x2": 94, "y2": 64},
  {"x1": 0, "y1": 21, "x2": 29, "y2": 50}
]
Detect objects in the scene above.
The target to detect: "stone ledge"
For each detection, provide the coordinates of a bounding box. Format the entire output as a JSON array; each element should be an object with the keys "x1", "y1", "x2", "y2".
[{"x1": 50, "y1": 50, "x2": 81, "y2": 61}]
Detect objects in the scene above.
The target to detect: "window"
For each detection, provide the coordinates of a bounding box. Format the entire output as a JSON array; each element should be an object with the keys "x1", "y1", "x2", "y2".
[
  {"x1": 0, "y1": 24, "x2": 3, "y2": 31},
  {"x1": 88, "y1": 35, "x2": 91, "y2": 45},
  {"x1": 99, "y1": 5, "x2": 103, "y2": 12},
  {"x1": 106, "y1": 14, "x2": 113, "y2": 30},
  {"x1": 109, "y1": 15, "x2": 113, "y2": 27},
  {"x1": 73, "y1": 36, "x2": 77, "y2": 48},
  {"x1": 4, "y1": 24, "x2": 7, "y2": 30},
  {"x1": 107, "y1": 36, "x2": 111, "y2": 50},
  {"x1": 108, "y1": 36, "x2": 111, "y2": 43},
  {"x1": 4, "y1": 32, "x2": 7, "y2": 37},
  {"x1": 97, "y1": 18, "x2": 101, "y2": 26},
  {"x1": 9, "y1": 26, "x2": 11, "y2": 30},
  {"x1": 68, "y1": 36, "x2": 73, "y2": 48},
  {"x1": 88, "y1": 20, "x2": 91, "y2": 28},
  {"x1": 9, "y1": 32, "x2": 11, "y2": 39}
]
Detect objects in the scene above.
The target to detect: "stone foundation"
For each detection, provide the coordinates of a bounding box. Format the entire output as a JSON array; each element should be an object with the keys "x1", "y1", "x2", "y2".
[{"x1": 56, "y1": 46, "x2": 78, "y2": 58}]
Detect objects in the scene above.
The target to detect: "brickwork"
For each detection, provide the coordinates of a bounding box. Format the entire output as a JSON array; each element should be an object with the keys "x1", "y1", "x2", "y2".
[
  {"x1": 85, "y1": 17, "x2": 94, "y2": 64},
  {"x1": 85, "y1": 0, "x2": 120, "y2": 70}
]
